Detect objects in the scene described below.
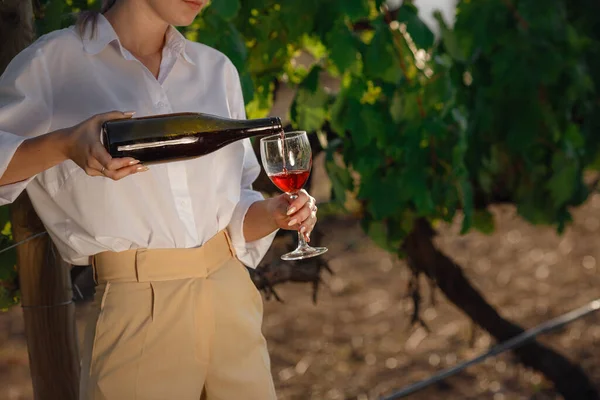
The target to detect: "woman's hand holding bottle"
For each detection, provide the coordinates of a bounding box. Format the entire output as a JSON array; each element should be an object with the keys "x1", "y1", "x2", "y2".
[
  {"x1": 64, "y1": 110, "x2": 148, "y2": 180},
  {"x1": 0, "y1": 110, "x2": 146, "y2": 187}
]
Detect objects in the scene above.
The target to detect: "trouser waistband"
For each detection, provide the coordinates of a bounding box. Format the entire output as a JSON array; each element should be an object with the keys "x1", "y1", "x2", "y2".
[{"x1": 91, "y1": 230, "x2": 236, "y2": 283}]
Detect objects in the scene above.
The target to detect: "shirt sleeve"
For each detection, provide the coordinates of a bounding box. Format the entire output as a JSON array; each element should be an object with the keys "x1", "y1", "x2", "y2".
[
  {"x1": 225, "y1": 61, "x2": 277, "y2": 268},
  {"x1": 0, "y1": 45, "x2": 53, "y2": 206}
]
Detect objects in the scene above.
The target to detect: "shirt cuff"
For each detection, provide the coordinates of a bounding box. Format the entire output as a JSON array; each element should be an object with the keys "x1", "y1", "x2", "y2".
[
  {"x1": 227, "y1": 191, "x2": 278, "y2": 268},
  {"x1": 0, "y1": 132, "x2": 32, "y2": 206}
]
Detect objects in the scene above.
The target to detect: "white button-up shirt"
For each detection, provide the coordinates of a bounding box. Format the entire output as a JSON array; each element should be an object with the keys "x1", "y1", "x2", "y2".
[{"x1": 0, "y1": 15, "x2": 275, "y2": 267}]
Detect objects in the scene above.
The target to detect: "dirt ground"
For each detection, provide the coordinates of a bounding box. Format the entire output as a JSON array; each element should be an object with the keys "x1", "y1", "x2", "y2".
[{"x1": 1, "y1": 197, "x2": 599, "y2": 399}]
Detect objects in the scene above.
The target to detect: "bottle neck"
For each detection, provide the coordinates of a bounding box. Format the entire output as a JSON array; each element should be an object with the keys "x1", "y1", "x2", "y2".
[
  {"x1": 197, "y1": 116, "x2": 282, "y2": 151},
  {"x1": 232, "y1": 116, "x2": 282, "y2": 138}
]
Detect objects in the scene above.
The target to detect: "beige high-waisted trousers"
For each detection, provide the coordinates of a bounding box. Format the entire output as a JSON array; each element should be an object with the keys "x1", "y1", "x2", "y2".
[{"x1": 79, "y1": 230, "x2": 277, "y2": 400}]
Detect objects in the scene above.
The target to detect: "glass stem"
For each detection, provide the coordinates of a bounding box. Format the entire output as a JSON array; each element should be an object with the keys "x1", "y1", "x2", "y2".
[
  {"x1": 289, "y1": 193, "x2": 309, "y2": 249},
  {"x1": 297, "y1": 231, "x2": 309, "y2": 249}
]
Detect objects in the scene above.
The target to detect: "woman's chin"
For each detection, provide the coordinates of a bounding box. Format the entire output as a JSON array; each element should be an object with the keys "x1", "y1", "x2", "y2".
[{"x1": 170, "y1": 14, "x2": 199, "y2": 28}]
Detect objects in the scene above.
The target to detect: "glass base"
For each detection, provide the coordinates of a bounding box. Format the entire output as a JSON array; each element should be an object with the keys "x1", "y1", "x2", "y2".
[{"x1": 281, "y1": 246, "x2": 328, "y2": 261}]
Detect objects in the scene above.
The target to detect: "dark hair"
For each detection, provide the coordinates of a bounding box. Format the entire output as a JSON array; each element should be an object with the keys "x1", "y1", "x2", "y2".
[{"x1": 76, "y1": 0, "x2": 117, "y2": 37}]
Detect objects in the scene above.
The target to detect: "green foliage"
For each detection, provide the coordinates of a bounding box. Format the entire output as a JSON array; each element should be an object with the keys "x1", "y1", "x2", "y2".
[
  {"x1": 0, "y1": 207, "x2": 17, "y2": 310},
  {"x1": 449, "y1": 0, "x2": 599, "y2": 233},
  {"x1": 2, "y1": 0, "x2": 600, "y2": 307}
]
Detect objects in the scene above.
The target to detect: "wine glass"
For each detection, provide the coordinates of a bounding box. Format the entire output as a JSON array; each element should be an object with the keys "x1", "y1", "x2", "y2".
[{"x1": 260, "y1": 131, "x2": 328, "y2": 261}]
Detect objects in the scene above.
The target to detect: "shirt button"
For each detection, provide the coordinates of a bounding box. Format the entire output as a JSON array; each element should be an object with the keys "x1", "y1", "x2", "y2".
[{"x1": 156, "y1": 101, "x2": 167, "y2": 108}]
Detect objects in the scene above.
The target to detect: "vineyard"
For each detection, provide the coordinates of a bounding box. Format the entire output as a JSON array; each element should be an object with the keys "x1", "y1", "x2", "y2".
[
  {"x1": 1, "y1": 0, "x2": 600, "y2": 398},
  {"x1": 2, "y1": 187, "x2": 600, "y2": 399}
]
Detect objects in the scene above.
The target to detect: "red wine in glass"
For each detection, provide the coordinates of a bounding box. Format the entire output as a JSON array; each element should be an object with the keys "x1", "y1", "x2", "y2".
[
  {"x1": 269, "y1": 170, "x2": 310, "y2": 193},
  {"x1": 260, "y1": 131, "x2": 328, "y2": 261}
]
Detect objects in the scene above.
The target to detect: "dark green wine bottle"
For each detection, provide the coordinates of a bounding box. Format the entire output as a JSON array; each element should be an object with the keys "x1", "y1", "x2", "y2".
[{"x1": 101, "y1": 112, "x2": 283, "y2": 164}]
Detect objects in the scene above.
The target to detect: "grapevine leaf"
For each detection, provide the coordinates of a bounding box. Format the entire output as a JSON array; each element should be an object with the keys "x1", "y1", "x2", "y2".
[
  {"x1": 209, "y1": 0, "x2": 241, "y2": 20},
  {"x1": 375, "y1": 0, "x2": 386, "y2": 9},
  {"x1": 360, "y1": 105, "x2": 388, "y2": 148},
  {"x1": 0, "y1": 249, "x2": 16, "y2": 282},
  {"x1": 346, "y1": 100, "x2": 370, "y2": 149},
  {"x1": 0, "y1": 206, "x2": 9, "y2": 232},
  {"x1": 327, "y1": 24, "x2": 360, "y2": 71},
  {"x1": 546, "y1": 154, "x2": 578, "y2": 209},
  {"x1": 472, "y1": 209, "x2": 495, "y2": 235},
  {"x1": 302, "y1": 65, "x2": 322, "y2": 93},
  {"x1": 459, "y1": 177, "x2": 474, "y2": 234},
  {"x1": 217, "y1": 23, "x2": 248, "y2": 71},
  {"x1": 37, "y1": 0, "x2": 65, "y2": 34},
  {"x1": 330, "y1": 90, "x2": 349, "y2": 136},
  {"x1": 339, "y1": 0, "x2": 370, "y2": 22},
  {"x1": 364, "y1": 21, "x2": 403, "y2": 84},
  {"x1": 290, "y1": 88, "x2": 329, "y2": 132},
  {"x1": 433, "y1": 10, "x2": 466, "y2": 62},
  {"x1": 240, "y1": 70, "x2": 255, "y2": 105},
  {"x1": 396, "y1": 4, "x2": 435, "y2": 50},
  {"x1": 325, "y1": 161, "x2": 352, "y2": 205},
  {"x1": 290, "y1": 66, "x2": 329, "y2": 131},
  {"x1": 362, "y1": 219, "x2": 397, "y2": 252}
]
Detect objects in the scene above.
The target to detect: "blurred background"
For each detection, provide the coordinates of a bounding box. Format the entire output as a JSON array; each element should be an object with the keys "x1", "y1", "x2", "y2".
[{"x1": 1, "y1": 0, "x2": 599, "y2": 399}]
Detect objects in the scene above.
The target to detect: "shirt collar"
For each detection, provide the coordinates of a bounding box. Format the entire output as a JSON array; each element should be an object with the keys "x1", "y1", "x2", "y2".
[{"x1": 81, "y1": 14, "x2": 196, "y2": 65}]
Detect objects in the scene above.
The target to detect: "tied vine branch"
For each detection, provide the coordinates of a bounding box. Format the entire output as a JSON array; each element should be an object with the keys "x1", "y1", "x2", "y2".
[
  {"x1": 381, "y1": 10, "x2": 428, "y2": 119},
  {"x1": 402, "y1": 218, "x2": 599, "y2": 399}
]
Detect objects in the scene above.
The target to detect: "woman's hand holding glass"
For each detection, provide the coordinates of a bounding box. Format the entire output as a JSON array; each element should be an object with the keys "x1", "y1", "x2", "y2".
[
  {"x1": 267, "y1": 189, "x2": 318, "y2": 242},
  {"x1": 260, "y1": 131, "x2": 327, "y2": 261}
]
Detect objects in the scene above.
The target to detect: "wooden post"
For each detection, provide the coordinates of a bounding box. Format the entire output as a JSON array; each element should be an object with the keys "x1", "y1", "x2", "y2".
[
  {"x1": 1, "y1": 1, "x2": 80, "y2": 399},
  {"x1": 11, "y1": 195, "x2": 80, "y2": 400}
]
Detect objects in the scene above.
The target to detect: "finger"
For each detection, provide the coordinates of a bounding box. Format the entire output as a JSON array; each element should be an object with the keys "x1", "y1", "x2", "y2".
[
  {"x1": 286, "y1": 198, "x2": 317, "y2": 225},
  {"x1": 287, "y1": 204, "x2": 312, "y2": 229},
  {"x1": 103, "y1": 163, "x2": 149, "y2": 181},
  {"x1": 87, "y1": 155, "x2": 137, "y2": 174},
  {"x1": 94, "y1": 110, "x2": 136, "y2": 124},
  {"x1": 86, "y1": 155, "x2": 148, "y2": 180},
  {"x1": 85, "y1": 156, "x2": 104, "y2": 172},
  {"x1": 300, "y1": 206, "x2": 318, "y2": 242},
  {"x1": 83, "y1": 165, "x2": 103, "y2": 177},
  {"x1": 300, "y1": 215, "x2": 317, "y2": 242},
  {"x1": 286, "y1": 190, "x2": 313, "y2": 216},
  {"x1": 298, "y1": 209, "x2": 317, "y2": 232},
  {"x1": 91, "y1": 143, "x2": 138, "y2": 171}
]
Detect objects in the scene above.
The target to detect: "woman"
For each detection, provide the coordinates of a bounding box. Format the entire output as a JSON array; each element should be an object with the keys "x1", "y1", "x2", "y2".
[{"x1": 0, "y1": 0, "x2": 318, "y2": 398}]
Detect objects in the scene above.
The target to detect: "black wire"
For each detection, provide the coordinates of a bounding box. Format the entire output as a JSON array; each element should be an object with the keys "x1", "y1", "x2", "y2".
[
  {"x1": 21, "y1": 300, "x2": 74, "y2": 309},
  {"x1": 0, "y1": 231, "x2": 47, "y2": 255},
  {"x1": 380, "y1": 298, "x2": 600, "y2": 400}
]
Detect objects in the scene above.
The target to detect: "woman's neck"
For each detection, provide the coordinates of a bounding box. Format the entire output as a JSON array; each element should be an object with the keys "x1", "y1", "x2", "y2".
[{"x1": 103, "y1": 0, "x2": 168, "y2": 58}]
